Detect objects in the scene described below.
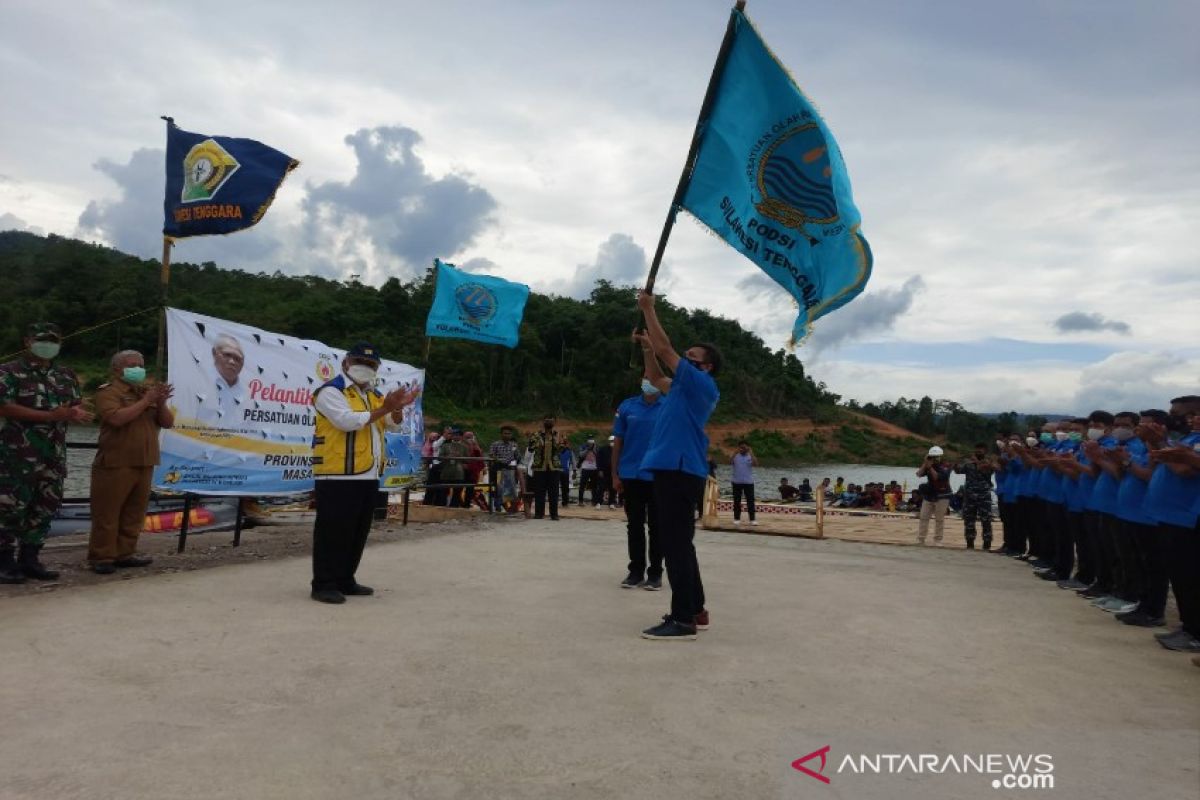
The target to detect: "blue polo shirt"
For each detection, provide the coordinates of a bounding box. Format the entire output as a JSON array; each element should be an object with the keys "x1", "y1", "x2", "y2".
[
  {"x1": 1036, "y1": 442, "x2": 1069, "y2": 503},
  {"x1": 640, "y1": 358, "x2": 719, "y2": 479},
  {"x1": 1016, "y1": 456, "x2": 1039, "y2": 498},
  {"x1": 612, "y1": 393, "x2": 665, "y2": 481},
  {"x1": 1114, "y1": 438, "x2": 1153, "y2": 525},
  {"x1": 1087, "y1": 441, "x2": 1124, "y2": 516},
  {"x1": 1144, "y1": 432, "x2": 1200, "y2": 529},
  {"x1": 1074, "y1": 436, "x2": 1112, "y2": 513}
]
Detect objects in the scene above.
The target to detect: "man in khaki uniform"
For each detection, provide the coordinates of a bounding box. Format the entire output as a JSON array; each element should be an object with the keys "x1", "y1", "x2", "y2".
[{"x1": 88, "y1": 350, "x2": 174, "y2": 574}]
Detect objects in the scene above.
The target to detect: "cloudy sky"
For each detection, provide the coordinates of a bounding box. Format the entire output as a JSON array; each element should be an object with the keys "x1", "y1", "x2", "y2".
[{"x1": 2, "y1": 0, "x2": 1196, "y2": 414}]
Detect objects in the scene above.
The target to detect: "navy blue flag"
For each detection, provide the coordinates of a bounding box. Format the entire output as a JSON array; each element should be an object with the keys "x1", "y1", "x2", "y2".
[
  {"x1": 163, "y1": 121, "x2": 298, "y2": 238},
  {"x1": 425, "y1": 259, "x2": 530, "y2": 349}
]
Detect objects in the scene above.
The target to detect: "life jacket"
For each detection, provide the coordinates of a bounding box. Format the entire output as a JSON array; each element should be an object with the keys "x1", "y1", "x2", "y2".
[{"x1": 311, "y1": 375, "x2": 387, "y2": 477}]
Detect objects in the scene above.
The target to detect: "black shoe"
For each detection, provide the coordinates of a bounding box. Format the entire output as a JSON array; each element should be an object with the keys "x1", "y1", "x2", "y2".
[
  {"x1": 982, "y1": 540, "x2": 993, "y2": 551},
  {"x1": 339, "y1": 583, "x2": 374, "y2": 596},
  {"x1": 114, "y1": 556, "x2": 154, "y2": 568},
  {"x1": 92, "y1": 562, "x2": 116, "y2": 575},
  {"x1": 550, "y1": 516, "x2": 560, "y2": 521},
  {"x1": 1029, "y1": 559, "x2": 1052, "y2": 570},
  {"x1": 642, "y1": 577, "x2": 663, "y2": 591},
  {"x1": 620, "y1": 574, "x2": 641, "y2": 589},
  {"x1": 965, "y1": 540, "x2": 975, "y2": 550},
  {"x1": 1119, "y1": 611, "x2": 1166, "y2": 627},
  {"x1": 1160, "y1": 633, "x2": 1200, "y2": 653},
  {"x1": 18, "y1": 544, "x2": 59, "y2": 581},
  {"x1": 1036, "y1": 570, "x2": 1061, "y2": 581},
  {"x1": 0, "y1": 567, "x2": 26, "y2": 584},
  {"x1": 1077, "y1": 586, "x2": 1107, "y2": 598},
  {"x1": 641, "y1": 619, "x2": 697, "y2": 641},
  {"x1": 311, "y1": 589, "x2": 346, "y2": 604}
]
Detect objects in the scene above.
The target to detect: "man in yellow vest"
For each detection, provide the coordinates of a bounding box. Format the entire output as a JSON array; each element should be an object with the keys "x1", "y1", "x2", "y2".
[{"x1": 310, "y1": 342, "x2": 419, "y2": 604}]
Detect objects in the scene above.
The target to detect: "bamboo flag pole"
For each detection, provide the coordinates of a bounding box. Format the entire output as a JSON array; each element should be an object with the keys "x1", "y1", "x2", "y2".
[
  {"x1": 630, "y1": 0, "x2": 747, "y2": 366},
  {"x1": 155, "y1": 235, "x2": 174, "y2": 376}
]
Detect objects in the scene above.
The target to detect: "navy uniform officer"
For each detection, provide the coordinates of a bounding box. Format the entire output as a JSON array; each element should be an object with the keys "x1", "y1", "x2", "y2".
[{"x1": 309, "y1": 343, "x2": 419, "y2": 604}]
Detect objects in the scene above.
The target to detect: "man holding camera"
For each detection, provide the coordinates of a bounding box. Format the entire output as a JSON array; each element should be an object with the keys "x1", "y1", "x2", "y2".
[
  {"x1": 916, "y1": 446, "x2": 953, "y2": 545},
  {"x1": 955, "y1": 442, "x2": 996, "y2": 550}
]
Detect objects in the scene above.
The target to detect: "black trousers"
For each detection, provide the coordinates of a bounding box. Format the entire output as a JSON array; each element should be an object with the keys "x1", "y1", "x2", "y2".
[
  {"x1": 1094, "y1": 513, "x2": 1120, "y2": 593},
  {"x1": 578, "y1": 470, "x2": 598, "y2": 505},
  {"x1": 654, "y1": 470, "x2": 706, "y2": 624},
  {"x1": 732, "y1": 482, "x2": 756, "y2": 521},
  {"x1": 532, "y1": 470, "x2": 559, "y2": 519},
  {"x1": 312, "y1": 479, "x2": 378, "y2": 592},
  {"x1": 1014, "y1": 496, "x2": 1034, "y2": 554},
  {"x1": 623, "y1": 478, "x2": 661, "y2": 580},
  {"x1": 559, "y1": 472, "x2": 571, "y2": 505},
  {"x1": 1076, "y1": 511, "x2": 1099, "y2": 585},
  {"x1": 1055, "y1": 511, "x2": 1083, "y2": 578},
  {"x1": 1165, "y1": 523, "x2": 1200, "y2": 637},
  {"x1": 1136, "y1": 522, "x2": 1169, "y2": 618},
  {"x1": 424, "y1": 464, "x2": 443, "y2": 506}
]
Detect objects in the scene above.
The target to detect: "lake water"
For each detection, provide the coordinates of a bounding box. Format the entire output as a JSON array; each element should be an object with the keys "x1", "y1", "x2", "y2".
[{"x1": 64, "y1": 428, "x2": 966, "y2": 501}]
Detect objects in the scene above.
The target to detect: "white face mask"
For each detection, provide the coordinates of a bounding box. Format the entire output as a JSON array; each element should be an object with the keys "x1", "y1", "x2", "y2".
[
  {"x1": 1111, "y1": 427, "x2": 1134, "y2": 442},
  {"x1": 995, "y1": 440, "x2": 1005, "y2": 449},
  {"x1": 346, "y1": 365, "x2": 377, "y2": 385},
  {"x1": 1054, "y1": 431, "x2": 1069, "y2": 442},
  {"x1": 1086, "y1": 428, "x2": 1104, "y2": 441},
  {"x1": 30, "y1": 341, "x2": 60, "y2": 360},
  {"x1": 1026, "y1": 437, "x2": 1039, "y2": 447},
  {"x1": 640, "y1": 379, "x2": 660, "y2": 396}
]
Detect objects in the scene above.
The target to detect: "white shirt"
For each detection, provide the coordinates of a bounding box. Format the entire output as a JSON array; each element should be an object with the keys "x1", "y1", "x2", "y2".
[{"x1": 313, "y1": 374, "x2": 399, "y2": 481}]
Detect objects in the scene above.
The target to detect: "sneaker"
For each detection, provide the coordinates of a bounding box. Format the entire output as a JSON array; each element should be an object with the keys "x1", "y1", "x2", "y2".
[
  {"x1": 620, "y1": 574, "x2": 641, "y2": 589},
  {"x1": 339, "y1": 583, "x2": 374, "y2": 596},
  {"x1": 1029, "y1": 559, "x2": 1052, "y2": 570},
  {"x1": 92, "y1": 562, "x2": 116, "y2": 575},
  {"x1": 1111, "y1": 600, "x2": 1139, "y2": 614},
  {"x1": 750, "y1": 520, "x2": 758, "y2": 526},
  {"x1": 733, "y1": 519, "x2": 743, "y2": 526},
  {"x1": 641, "y1": 619, "x2": 697, "y2": 641},
  {"x1": 1036, "y1": 571, "x2": 1061, "y2": 581},
  {"x1": 1155, "y1": 628, "x2": 1186, "y2": 642},
  {"x1": 1160, "y1": 633, "x2": 1200, "y2": 653},
  {"x1": 1077, "y1": 585, "x2": 1108, "y2": 598},
  {"x1": 1096, "y1": 597, "x2": 1130, "y2": 612},
  {"x1": 1057, "y1": 578, "x2": 1088, "y2": 590},
  {"x1": 1119, "y1": 612, "x2": 1166, "y2": 627},
  {"x1": 695, "y1": 610, "x2": 710, "y2": 630},
  {"x1": 642, "y1": 577, "x2": 662, "y2": 591}
]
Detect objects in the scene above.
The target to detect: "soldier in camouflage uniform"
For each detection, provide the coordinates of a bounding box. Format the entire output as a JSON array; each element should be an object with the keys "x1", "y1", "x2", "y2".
[
  {"x1": 954, "y1": 442, "x2": 996, "y2": 550},
  {"x1": 0, "y1": 322, "x2": 92, "y2": 583}
]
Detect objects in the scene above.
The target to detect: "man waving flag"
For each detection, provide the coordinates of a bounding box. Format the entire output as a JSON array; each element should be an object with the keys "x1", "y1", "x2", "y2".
[{"x1": 678, "y1": 5, "x2": 872, "y2": 341}]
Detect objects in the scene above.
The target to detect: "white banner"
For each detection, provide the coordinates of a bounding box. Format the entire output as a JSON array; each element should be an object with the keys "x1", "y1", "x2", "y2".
[{"x1": 154, "y1": 308, "x2": 425, "y2": 495}]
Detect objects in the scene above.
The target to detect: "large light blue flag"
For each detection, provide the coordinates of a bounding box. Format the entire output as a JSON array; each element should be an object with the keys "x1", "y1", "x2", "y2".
[
  {"x1": 680, "y1": 8, "x2": 872, "y2": 341},
  {"x1": 425, "y1": 259, "x2": 530, "y2": 349}
]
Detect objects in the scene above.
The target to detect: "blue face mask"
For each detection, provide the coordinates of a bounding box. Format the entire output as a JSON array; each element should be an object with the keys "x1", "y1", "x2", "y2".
[
  {"x1": 640, "y1": 379, "x2": 660, "y2": 396},
  {"x1": 122, "y1": 366, "x2": 147, "y2": 384}
]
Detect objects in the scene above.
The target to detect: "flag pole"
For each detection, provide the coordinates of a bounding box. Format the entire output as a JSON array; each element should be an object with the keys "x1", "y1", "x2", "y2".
[
  {"x1": 155, "y1": 235, "x2": 173, "y2": 377},
  {"x1": 631, "y1": 0, "x2": 746, "y2": 366}
]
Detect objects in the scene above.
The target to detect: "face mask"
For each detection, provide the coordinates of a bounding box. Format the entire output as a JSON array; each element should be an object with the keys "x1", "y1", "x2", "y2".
[
  {"x1": 995, "y1": 440, "x2": 1005, "y2": 449},
  {"x1": 346, "y1": 365, "x2": 377, "y2": 385},
  {"x1": 1026, "y1": 437, "x2": 1039, "y2": 447},
  {"x1": 1086, "y1": 428, "x2": 1104, "y2": 441},
  {"x1": 1068, "y1": 432, "x2": 1083, "y2": 442},
  {"x1": 1054, "y1": 431, "x2": 1068, "y2": 442},
  {"x1": 30, "y1": 341, "x2": 60, "y2": 360},
  {"x1": 1111, "y1": 427, "x2": 1134, "y2": 441},
  {"x1": 640, "y1": 379, "x2": 660, "y2": 396},
  {"x1": 122, "y1": 366, "x2": 147, "y2": 384},
  {"x1": 1039, "y1": 432, "x2": 1054, "y2": 444}
]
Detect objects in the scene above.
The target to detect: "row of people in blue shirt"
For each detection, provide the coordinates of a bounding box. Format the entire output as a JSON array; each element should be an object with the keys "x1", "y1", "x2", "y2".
[{"x1": 992, "y1": 397, "x2": 1200, "y2": 658}]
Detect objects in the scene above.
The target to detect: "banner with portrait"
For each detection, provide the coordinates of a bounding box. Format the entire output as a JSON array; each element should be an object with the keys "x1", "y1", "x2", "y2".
[{"x1": 154, "y1": 308, "x2": 425, "y2": 495}]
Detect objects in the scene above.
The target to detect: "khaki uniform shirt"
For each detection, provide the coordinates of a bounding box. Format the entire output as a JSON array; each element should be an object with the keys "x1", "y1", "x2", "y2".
[{"x1": 93, "y1": 379, "x2": 162, "y2": 468}]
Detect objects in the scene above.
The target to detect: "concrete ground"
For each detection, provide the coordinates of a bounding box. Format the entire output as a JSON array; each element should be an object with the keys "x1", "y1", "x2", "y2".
[{"x1": 2, "y1": 517, "x2": 1197, "y2": 800}]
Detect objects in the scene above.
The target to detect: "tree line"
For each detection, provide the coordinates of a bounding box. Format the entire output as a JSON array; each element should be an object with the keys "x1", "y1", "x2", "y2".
[
  {"x1": 0, "y1": 231, "x2": 838, "y2": 421},
  {"x1": 844, "y1": 396, "x2": 1047, "y2": 446}
]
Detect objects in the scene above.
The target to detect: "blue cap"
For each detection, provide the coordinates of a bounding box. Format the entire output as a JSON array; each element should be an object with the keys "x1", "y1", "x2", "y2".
[{"x1": 346, "y1": 342, "x2": 382, "y2": 363}]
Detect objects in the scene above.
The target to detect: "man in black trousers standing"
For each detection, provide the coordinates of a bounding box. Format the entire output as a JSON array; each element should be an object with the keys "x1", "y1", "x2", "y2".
[
  {"x1": 309, "y1": 343, "x2": 419, "y2": 604},
  {"x1": 634, "y1": 290, "x2": 722, "y2": 641}
]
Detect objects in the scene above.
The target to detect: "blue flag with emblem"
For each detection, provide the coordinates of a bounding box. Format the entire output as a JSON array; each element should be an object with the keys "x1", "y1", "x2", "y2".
[
  {"x1": 162, "y1": 120, "x2": 299, "y2": 238},
  {"x1": 679, "y1": 8, "x2": 871, "y2": 341},
  {"x1": 425, "y1": 259, "x2": 530, "y2": 349}
]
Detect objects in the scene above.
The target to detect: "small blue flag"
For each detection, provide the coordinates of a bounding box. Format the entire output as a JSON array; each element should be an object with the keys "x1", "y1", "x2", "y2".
[
  {"x1": 680, "y1": 9, "x2": 872, "y2": 341},
  {"x1": 425, "y1": 259, "x2": 530, "y2": 349},
  {"x1": 163, "y1": 121, "x2": 298, "y2": 238}
]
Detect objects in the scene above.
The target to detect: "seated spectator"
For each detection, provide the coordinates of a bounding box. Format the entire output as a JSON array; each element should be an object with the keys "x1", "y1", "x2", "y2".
[
  {"x1": 778, "y1": 477, "x2": 800, "y2": 502},
  {"x1": 798, "y1": 478, "x2": 814, "y2": 502}
]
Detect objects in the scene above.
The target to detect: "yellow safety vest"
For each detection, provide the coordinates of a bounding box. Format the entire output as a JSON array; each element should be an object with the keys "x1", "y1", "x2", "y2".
[{"x1": 311, "y1": 377, "x2": 388, "y2": 477}]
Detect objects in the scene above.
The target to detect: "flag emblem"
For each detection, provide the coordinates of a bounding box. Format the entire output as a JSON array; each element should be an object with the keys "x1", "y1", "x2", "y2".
[
  {"x1": 182, "y1": 139, "x2": 241, "y2": 202},
  {"x1": 756, "y1": 123, "x2": 838, "y2": 230},
  {"x1": 454, "y1": 283, "x2": 498, "y2": 327}
]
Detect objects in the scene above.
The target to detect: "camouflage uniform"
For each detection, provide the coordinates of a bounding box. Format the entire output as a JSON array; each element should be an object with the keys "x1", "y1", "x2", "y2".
[
  {"x1": 955, "y1": 458, "x2": 994, "y2": 548},
  {"x1": 0, "y1": 353, "x2": 81, "y2": 550}
]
